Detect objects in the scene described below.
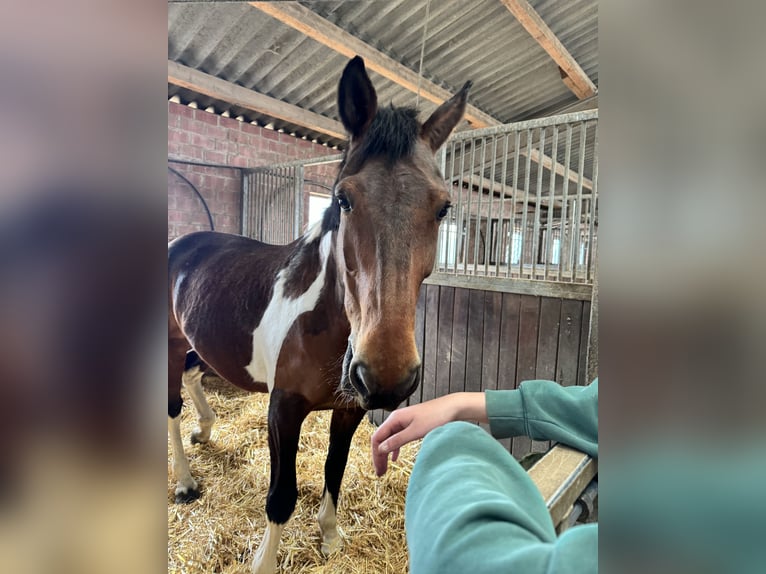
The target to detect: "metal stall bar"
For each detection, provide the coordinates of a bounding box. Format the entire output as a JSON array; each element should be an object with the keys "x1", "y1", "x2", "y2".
[
  {"x1": 447, "y1": 110, "x2": 598, "y2": 142},
  {"x1": 454, "y1": 139, "x2": 466, "y2": 275},
  {"x1": 448, "y1": 141, "x2": 461, "y2": 271},
  {"x1": 437, "y1": 143, "x2": 448, "y2": 271},
  {"x1": 294, "y1": 165, "x2": 304, "y2": 239},
  {"x1": 241, "y1": 170, "x2": 250, "y2": 237},
  {"x1": 246, "y1": 171, "x2": 253, "y2": 239},
  {"x1": 279, "y1": 167, "x2": 285, "y2": 242},
  {"x1": 289, "y1": 166, "x2": 295, "y2": 241},
  {"x1": 484, "y1": 135, "x2": 498, "y2": 274},
  {"x1": 473, "y1": 137, "x2": 487, "y2": 274},
  {"x1": 532, "y1": 127, "x2": 546, "y2": 281},
  {"x1": 558, "y1": 125, "x2": 573, "y2": 282},
  {"x1": 257, "y1": 169, "x2": 264, "y2": 241},
  {"x1": 463, "y1": 138, "x2": 476, "y2": 275},
  {"x1": 274, "y1": 167, "x2": 280, "y2": 243},
  {"x1": 544, "y1": 125, "x2": 559, "y2": 281},
  {"x1": 259, "y1": 170, "x2": 266, "y2": 241},
  {"x1": 255, "y1": 171, "x2": 262, "y2": 240},
  {"x1": 508, "y1": 130, "x2": 521, "y2": 279},
  {"x1": 267, "y1": 169, "x2": 274, "y2": 242},
  {"x1": 520, "y1": 129, "x2": 533, "y2": 279},
  {"x1": 283, "y1": 167, "x2": 290, "y2": 242},
  {"x1": 586, "y1": 124, "x2": 598, "y2": 282},
  {"x1": 273, "y1": 167, "x2": 279, "y2": 242},
  {"x1": 259, "y1": 169, "x2": 267, "y2": 241},
  {"x1": 572, "y1": 123, "x2": 588, "y2": 282},
  {"x1": 278, "y1": 167, "x2": 284, "y2": 243},
  {"x1": 495, "y1": 133, "x2": 510, "y2": 277}
]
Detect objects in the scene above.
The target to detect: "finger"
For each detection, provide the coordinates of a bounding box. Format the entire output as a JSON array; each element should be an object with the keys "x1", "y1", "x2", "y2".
[
  {"x1": 379, "y1": 425, "x2": 418, "y2": 456},
  {"x1": 371, "y1": 415, "x2": 407, "y2": 451},
  {"x1": 373, "y1": 449, "x2": 389, "y2": 477},
  {"x1": 372, "y1": 430, "x2": 393, "y2": 476},
  {"x1": 391, "y1": 448, "x2": 400, "y2": 463}
]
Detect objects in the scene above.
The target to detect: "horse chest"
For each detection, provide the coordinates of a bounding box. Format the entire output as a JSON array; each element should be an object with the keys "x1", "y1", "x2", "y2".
[{"x1": 245, "y1": 232, "x2": 332, "y2": 392}]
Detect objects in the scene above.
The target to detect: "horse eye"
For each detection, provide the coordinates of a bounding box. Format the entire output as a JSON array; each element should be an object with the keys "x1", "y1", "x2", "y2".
[
  {"x1": 337, "y1": 194, "x2": 352, "y2": 212},
  {"x1": 437, "y1": 202, "x2": 452, "y2": 220}
]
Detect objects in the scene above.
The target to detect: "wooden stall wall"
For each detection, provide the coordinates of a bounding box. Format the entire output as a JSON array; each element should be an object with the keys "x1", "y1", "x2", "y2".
[{"x1": 371, "y1": 284, "x2": 591, "y2": 460}]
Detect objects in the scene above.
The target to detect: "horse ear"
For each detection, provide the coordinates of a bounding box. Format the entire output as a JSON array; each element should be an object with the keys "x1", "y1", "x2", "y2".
[
  {"x1": 420, "y1": 81, "x2": 472, "y2": 152},
  {"x1": 338, "y1": 56, "x2": 378, "y2": 139}
]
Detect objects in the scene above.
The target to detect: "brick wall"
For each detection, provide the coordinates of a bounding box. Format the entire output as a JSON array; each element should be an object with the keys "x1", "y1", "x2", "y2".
[{"x1": 168, "y1": 101, "x2": 341, "y2": 241}]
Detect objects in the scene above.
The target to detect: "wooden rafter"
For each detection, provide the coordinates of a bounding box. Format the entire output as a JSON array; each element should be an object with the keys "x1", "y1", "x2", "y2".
[
  {"x1": 499, "y1": 0, "x2": 596, "y2": 99},
  {"x1": 171, "y1": 4, "x2": 594, "y2": 189},
  {"x1": 525, "y1": 148, "x2": 594, "y2": 190},
  {"x1": 248, "y1": 2, "x2": 591, "y2": 189},
  {"x1": 249, "y1": 1, "x2": 497, "y2": 128},
  {"x1": 452, "y1": 175, "x2": 593, "y2": 210},
  {"x1": 167, "y1": 60, "x2": 347, "y2": 141}
]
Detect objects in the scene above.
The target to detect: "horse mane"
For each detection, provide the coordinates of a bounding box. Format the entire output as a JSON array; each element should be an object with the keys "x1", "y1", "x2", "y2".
[
  {"x1": 322, "y1": 105, "x2": 420, "y2": 233},
  {"x1": 360, "y1": 105, "x2": 419, "y2": 164}
]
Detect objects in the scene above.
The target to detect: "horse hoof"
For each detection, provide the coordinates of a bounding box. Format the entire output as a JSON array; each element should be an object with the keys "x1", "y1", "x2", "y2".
[
  {"x1": 190, "y1": 431, "x2": 209, "y2": 445},
  {"x1": 174, "y1": 487, "x2": 201, "y2": 504},
  {"x1": 320, "y1": 535, "x2": 343, "y2": 557}
]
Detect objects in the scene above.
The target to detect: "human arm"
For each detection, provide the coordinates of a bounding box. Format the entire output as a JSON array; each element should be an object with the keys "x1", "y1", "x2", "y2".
[
  {"x1": 405, "y1": 421, "x2": 598, "y2": 574},
  {"x1": 486, "y1": 379, "x2": 598, "y2": 458},
  {"x1": 371, "y1": 379, "x2": 599, "y2": 475},
  {"x1": 371, "y1": 391, "x2": 486, "y2": 476}
]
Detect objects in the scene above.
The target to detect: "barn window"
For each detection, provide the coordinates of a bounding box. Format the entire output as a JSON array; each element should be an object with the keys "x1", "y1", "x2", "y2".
[
  {"x1": 510, "y1": 229, "x2": 523, "y2": 265},
  {"x1": 438, "y1": 221, "x2": 459, "y2": 268},
  {"x1": 307, "y1": 193, "x2": 330, "y2": 227}
]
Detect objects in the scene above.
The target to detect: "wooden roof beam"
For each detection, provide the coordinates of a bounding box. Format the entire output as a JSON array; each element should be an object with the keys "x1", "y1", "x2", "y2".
[
  {"x1": 499, "y1": 0, "x2": 596, "y2": 99},
  {"x1": 250, "y1": 1, "x2": 498, "y2": 128},
  {"x1": 524, "y1": 148, "x2": 594, "y2": 191},
  {"x1": 452, "y1": 175, "x2": 593, "y2": 209},
  {"x1": 168, "y1": 59, "x2": 347, "y2": 141}
]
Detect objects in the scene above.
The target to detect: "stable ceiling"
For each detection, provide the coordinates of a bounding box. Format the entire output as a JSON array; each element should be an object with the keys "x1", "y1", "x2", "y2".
[{"x1": 168, "y1": 0, "x2": 598, "y2": 149}]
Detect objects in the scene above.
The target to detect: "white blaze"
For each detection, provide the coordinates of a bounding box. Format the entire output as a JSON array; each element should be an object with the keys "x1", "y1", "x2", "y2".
[{"x1": 246, "y1": 231, "x2": 332, "y2": 391}]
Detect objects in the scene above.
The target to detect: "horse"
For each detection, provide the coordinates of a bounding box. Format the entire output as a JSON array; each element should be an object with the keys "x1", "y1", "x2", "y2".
[{"x1": 168, "y1": 55, "x2": 470, "y2": 574}]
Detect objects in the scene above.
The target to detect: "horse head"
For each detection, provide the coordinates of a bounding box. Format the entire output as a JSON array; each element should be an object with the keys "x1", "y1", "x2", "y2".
[{"x1": 331, "y1": 56, "x2": 470, "y2": 411}]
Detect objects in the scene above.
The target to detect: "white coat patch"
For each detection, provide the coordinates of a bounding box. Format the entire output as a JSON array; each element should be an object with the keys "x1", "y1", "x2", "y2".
[{"x1": 245, "y1": 231, "x2": 332, "y2": 392}]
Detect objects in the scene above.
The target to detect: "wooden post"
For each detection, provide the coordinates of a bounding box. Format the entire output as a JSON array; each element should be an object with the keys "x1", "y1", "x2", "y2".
[{"x1": 585, "y1": 242, "x2": 598, "y2": 383}]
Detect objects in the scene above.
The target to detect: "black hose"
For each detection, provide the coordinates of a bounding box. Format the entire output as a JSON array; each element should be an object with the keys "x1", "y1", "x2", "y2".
[{"x1": 167, "y1": 166, "x2": 215, "y2": 231}]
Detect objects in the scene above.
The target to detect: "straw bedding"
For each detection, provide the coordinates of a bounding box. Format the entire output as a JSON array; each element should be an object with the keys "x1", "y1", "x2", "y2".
[{"x1": 168, "y1": 375, "x2": 419, "y2": 574}]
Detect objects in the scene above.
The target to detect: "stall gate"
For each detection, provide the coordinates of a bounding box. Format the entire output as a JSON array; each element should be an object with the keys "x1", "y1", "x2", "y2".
[
  {"x1": 242, "y1": 156, "x2": 343, "y2": 242},
  {"x1": 241, "y1": 164, "x2": 303, "y2": 244},
  {"x1": 436, "y1": 110, "x2": 598, "y2": 284},
  {"x1": 242, "y1": 111, "x2": 598, "y2": 459}
]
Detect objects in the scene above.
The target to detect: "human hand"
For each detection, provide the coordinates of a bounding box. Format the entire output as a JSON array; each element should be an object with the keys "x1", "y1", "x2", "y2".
[{"x1": 371, "y1": 393, "x2": 487, "y2": 476}]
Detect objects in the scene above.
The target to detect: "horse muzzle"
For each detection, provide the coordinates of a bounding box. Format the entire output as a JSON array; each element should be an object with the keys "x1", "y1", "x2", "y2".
[{"x1": 341, "y1": 339, "x2": 421, "y2": 410}]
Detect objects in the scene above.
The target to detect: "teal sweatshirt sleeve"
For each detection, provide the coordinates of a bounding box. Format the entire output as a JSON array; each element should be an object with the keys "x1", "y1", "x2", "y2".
[
  {"x1": 485, "y1": 379, "x2": 599, "y2": 458},
  {"x1": 405, "y1": 421, "x2": 597, "y2": 574}
]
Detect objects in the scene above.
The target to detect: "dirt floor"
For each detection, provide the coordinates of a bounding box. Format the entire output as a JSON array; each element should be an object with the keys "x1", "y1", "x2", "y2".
[{"x1": 168, "y1": 376, "x2": 418, "y2": 574}]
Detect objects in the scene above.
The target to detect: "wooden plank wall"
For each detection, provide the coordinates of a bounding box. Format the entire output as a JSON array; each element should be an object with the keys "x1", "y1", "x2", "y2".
[{"x1": 370, "y1": 284, "x2": 591, "y2": 460}]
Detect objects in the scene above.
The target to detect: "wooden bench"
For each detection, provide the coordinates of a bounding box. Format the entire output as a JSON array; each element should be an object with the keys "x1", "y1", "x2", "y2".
[{"x1": 527, "y1": 444, "x2": 598, "y2": 533}]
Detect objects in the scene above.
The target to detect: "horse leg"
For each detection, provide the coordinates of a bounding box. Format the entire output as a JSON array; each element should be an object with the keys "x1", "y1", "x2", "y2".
[
  {"x1": 168, "y1": 338, "x2": 200, "y2": 503},
  {"x1": 182, "y1": 359, "x2": 216, "y2": 445},
  {"x1": 251, "y1": 389, "x2": 311, "y2": 574},
  {"x1": 318, "y1": 407, "x2": 366, "y2": 556}
]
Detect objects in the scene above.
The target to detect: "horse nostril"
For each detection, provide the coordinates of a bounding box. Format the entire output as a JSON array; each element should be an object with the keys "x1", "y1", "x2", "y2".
[
  {"x1": 349, "y1": 362, "x2": 371, "y2": 399},
  {"x1": 404, "y1": 366, "x2": 421, "y2": 393}
]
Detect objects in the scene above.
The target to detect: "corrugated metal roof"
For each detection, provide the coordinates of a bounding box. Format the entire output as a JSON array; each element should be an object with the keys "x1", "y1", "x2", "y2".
[{"x1": 168, "y1": 0, "x2": 597, "y2": 147}]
